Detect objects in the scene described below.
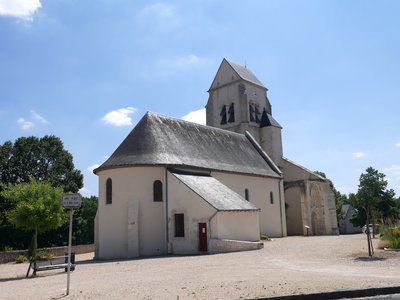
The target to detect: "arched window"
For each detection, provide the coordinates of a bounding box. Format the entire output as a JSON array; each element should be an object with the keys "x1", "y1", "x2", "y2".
[
  {"x1": 245, "y1": 188, "x2": 249, "y2": 201},
  {"x1": 106, "y1": 178, "x2": 112, "y2": 204},
  {"x1": 270, "y1": 191, "x2": 274, "y2": 204},
  {"x1": 153, "y1": 180, "x2": 163, "y2": 202}
]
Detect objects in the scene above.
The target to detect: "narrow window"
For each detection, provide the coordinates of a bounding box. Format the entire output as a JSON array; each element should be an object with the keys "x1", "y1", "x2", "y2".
[
  {"x1": 249, "y1": 103, "x2": 255, "y2": 122},
  {"x1": 175, "y1": 213, "x2": 184, "y2": 237},
  {"x1": 270, "y1": 191, "x2": 274, "y2": 204},
  {"x1": 153, "y1": 180, "x2": 163, "y2": 202},
  {"x1": 245, "y1": 189, "x2": 249, "y2": 201},
  {"x1": 106, "y1": 178, "x2": 112, "y2": 204},
  {"x1": 255, "y1": 105, "x2": 261, "y2": 124},
  {"x1": 228, "y1": 103, "x2": 235, "y2": 123},
  {"x1": 220, "y1": 105, "x2": 227, "y2": 125}
]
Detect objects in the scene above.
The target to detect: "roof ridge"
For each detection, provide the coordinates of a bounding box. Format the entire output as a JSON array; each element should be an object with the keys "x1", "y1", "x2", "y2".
[{"x1": 146, "y1": 111, "x2": 249, "y2": 138}]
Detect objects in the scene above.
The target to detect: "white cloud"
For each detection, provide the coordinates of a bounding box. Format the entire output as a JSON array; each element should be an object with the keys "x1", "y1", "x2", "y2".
[
  {"x1": 17, "y1": 117, "x2": 34, "y2": 130},
  {"x1": 30, "y1": 110, "x2": 48, "y2": 124},
  {"x1": 352, "y1": 152, "x2": 366, "y2": 158},
  {"x1": 156, "y1": 54, "x2": 209, "y2": 76},
  {"x1": 87, "y1": 164, "x2": 101, "y2": 173},
  {"x1": 395, "y1": 142, "x2": 400, "y2": 147},
  {"x1": 182, "y1": 108, "x2": 206, "y2": 125},
  {"x1": 0, "y1": 0, "x2": 41, "y2": 21},
  {"x1": 138, "y1": 3, "x2": 180, "y2": 31},
  {"x1": 102, "y1": 107, "x2": 137, "y2": 127},
  {"x1": 17, "y1": 110, "x2": 48, "y2": 130}
]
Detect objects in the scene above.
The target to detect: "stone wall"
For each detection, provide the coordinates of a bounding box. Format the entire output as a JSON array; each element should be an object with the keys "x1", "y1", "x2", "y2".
[
  {"x1": 209, "y1": 239, "x2": 263, "y2": 254},
  {"x1": 0, "y1": 244, "x2": 94, "y2": 264}
]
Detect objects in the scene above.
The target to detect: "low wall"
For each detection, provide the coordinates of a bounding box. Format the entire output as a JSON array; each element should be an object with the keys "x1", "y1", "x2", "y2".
[
  {"x1": 0, "y1": 244, "x2": 94, "y2": 264},
  {"x1": 209, "y1": 239, "x2": 263, "y2": 254}
]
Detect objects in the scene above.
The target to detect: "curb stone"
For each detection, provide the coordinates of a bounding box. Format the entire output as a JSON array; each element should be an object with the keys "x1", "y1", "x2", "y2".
[{"x1": 250, "y1": 286, "x2": 400, "y2": 300}]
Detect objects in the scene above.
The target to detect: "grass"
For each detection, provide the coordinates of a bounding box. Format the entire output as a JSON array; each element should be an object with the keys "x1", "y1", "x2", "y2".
[{"x1": 380, "y1": 226, "x2": 400, "y2": 249}]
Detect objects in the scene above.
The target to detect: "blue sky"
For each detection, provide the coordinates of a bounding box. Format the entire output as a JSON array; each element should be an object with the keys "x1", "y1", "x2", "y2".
[{"x1": 0, "y1": 0, "x2": 399, "y2": 197}]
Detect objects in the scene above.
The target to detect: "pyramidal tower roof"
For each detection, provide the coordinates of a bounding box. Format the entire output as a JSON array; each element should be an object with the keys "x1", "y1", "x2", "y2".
[
  {"x1": 209, "y1": 58, "x2": 266, "y2": 91},
  {"x1": 94, "y1": 112, "x2": 280, "y2": 178}
]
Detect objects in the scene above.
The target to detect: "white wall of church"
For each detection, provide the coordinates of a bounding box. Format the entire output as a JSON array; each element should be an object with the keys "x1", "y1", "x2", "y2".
[
  {"x1": 211, "y1": 172, "x2": 287, "y2": 237},
  {"x1": 96, "y1": 167, "x2": 166, "y2": 259},
  {"x1": 210, "y1": 211, "x2": 260, "y2": 241},
  {"x1": 167, "y1": 172, "x2": 216, "y2": 255}
]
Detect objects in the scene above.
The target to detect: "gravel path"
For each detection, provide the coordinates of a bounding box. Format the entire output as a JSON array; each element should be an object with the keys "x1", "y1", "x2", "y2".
[{"x1": 1, "y1": 234, "x2": 399, "y2": 299}]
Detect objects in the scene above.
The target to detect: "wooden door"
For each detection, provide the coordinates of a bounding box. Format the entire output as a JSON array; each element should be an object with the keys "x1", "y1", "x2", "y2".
[{"x1": 198, "y1": 223, "x2": 207, "y2": 252}]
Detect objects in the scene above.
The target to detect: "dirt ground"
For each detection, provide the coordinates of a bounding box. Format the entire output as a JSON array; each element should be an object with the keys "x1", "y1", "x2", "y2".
[{"x1": 0, "y1": 234, "x2": 399, "y2": 300}]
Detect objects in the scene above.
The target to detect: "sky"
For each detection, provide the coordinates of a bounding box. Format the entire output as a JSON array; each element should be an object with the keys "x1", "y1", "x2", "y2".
[{"x1": 0, "y1": 0, "x2": 399, "y2": 198}]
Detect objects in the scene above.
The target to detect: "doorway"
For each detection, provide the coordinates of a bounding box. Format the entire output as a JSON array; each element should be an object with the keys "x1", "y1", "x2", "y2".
[{"x1": 198, "y1": 223, "x2": 207, "y2": 252}]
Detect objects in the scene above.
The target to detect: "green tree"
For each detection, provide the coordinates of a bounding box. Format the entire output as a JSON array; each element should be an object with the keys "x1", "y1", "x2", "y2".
[
  {"x1": 0, "y1": 135, "x2": 83, "y2": 192},
  {"x1": 74, "y1": 196, "x2": 98, "y2": 245},
  {"x1": 1, "y1": 179, "x2": 67, "y2": 258},
  {"x1": 0, "y1": 135, "x2": 83, "y2": 250},
  {"x1": 350, "y1": 167, "x2": 398, "y2": 256}
]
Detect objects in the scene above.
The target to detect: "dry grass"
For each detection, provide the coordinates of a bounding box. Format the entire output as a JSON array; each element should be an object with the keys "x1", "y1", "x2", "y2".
[{"x1": 377, "y1": 239, "x2": 391, "y2": 249}]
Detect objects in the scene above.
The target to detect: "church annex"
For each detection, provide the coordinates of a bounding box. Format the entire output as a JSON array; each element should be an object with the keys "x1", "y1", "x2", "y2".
[{"x1": 94, "y1": 58, "x2": 338, "y2": 259}]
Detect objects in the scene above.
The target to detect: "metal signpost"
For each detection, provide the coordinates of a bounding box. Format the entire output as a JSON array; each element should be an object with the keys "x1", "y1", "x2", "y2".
[{"x1": 62, "y1": 193, "x2": 82, "y2": 296}]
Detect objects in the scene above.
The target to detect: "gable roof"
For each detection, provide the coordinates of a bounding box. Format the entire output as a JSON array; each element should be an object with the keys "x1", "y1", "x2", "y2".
[
  {"x1": 225, "y1": 59, "x2": 266, "y2": 88},
  {"x1": 172, "y1": 173, "x2": 259, "y2": 211},
  {"x1": 94, "y1": 112, "x2": 281, "y2": 178}
]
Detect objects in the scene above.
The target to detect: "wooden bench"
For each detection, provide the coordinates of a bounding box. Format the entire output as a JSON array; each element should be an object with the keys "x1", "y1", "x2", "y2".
[{"x1": 26, "y1": 254, "x2": 75, "y2": 277}]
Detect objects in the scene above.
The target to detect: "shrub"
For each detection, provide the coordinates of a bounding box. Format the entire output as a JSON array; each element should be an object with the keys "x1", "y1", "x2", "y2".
[
  {"x1": 380, "y1": 226, "x2": 400, "y2": 249},
  {"x1": 15, "y1": 255, "x2": 27, "y2": 264},
  {"x1": 36, "y1": 249, "x2": 54, "y2": 260},
  {"x1": 3, "y1": 245, "x2": 13, "y2": 252},
  {"x1": 260, "y1": 233, "x2": 269, "y2": 240}
]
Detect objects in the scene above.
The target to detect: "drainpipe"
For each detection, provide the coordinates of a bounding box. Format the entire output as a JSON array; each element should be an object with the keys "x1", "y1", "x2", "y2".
[
  {"x1": 278, "y1": 178, "x2": 284, "y2": 237},
  {"x1": 165, "y1": 168, "x2": 169, "y2": 254}
]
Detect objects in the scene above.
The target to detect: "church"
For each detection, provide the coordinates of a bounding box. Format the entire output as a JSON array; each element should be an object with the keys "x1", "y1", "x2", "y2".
[{"x1": 93, "y1": 58, "x2": 338, "y2": 259}]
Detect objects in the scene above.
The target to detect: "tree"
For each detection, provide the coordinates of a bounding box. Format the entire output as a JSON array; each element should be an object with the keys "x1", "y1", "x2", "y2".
[
  {"x1": 0, "y1": 135, "x2": 83, "y2": 192},
  {"x1": 1, "y1": 179, "x2": 67, "y2": 258},
  {"x1": 74, "y1": 196, "x2": 98, "y2": 245},
  {"x1": 0, "y1": 135, "x2": 83, "y2": 250},
  {"x1": 350, "y1": 167, "x2": 398, "y2": 257}
]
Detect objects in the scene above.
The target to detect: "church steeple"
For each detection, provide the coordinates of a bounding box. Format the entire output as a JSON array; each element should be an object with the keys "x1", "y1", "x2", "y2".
[{"x1": 206, "y1": 58, "x2": 283, "y2": 166}]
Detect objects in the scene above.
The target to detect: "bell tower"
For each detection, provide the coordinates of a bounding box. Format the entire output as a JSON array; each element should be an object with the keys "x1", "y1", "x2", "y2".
[{"x1": 206, "y1": 58, "x2": 283, "y2": 166}]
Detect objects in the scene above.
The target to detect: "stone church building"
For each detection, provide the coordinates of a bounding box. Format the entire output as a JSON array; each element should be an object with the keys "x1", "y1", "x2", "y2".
[{"x1": 93, "y1": 58, "x2": 338, "y2": 259}]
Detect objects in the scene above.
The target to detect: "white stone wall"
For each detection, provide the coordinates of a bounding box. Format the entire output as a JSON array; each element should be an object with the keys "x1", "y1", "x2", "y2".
[
  {"x1": 96, "y1": 167, "x2": 166, "y2": 259},
  {"x1": 209, "y1": 239, "x2": 263, "y2": 254},
  {"x1": 212, "y1": 172, "x2": 287, "y2": 237},
  {"x1": 167, "y1": 172, "x2": 216, "y2": 255},
  {"x1": 210, "y1": 211, "x2": 260, "y2": 241}
]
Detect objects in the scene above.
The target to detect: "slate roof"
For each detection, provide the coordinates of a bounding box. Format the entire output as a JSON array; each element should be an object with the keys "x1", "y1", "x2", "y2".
[
  {"x1": 172, "y1": 173, "x2": 259, "y2": 211},
  {"x1": 260, "y1": 111, "x2": 282, "y2": 129},
  {"x1": 225, "y1": 59, "x2": 266, "y2": 88},
  {"x1": 94, "y1": 112, "x2": 281, "y2": 178}
]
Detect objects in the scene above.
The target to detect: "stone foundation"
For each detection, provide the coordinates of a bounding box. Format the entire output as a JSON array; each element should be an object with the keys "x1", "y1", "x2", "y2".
[{"x1": 0, "y1": 244, "x2": 94, "y2": 264}]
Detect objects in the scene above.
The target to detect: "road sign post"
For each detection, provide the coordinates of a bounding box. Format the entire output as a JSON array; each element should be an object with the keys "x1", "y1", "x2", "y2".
[{"x1": 62, "y1": 193, "x2": 81, "y2": 296}]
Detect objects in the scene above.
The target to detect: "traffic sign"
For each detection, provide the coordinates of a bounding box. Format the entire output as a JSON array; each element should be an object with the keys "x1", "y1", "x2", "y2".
[{"x1": 62, "y1": 194, "x2": 82, "y2": 209}]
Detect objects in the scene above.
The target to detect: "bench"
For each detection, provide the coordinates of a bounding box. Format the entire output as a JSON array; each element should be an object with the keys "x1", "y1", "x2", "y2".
[{"x1": 26, "y1": 254, "x2": 75, "y2": 277}]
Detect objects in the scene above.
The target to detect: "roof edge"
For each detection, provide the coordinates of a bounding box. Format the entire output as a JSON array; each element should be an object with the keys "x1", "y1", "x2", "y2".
[
  {"x1": 282, "y1": 157, "x2": 327, "y2": 182},
  {"x1": 245, "y1": 131, "x2": 282, "y2": 176}
]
